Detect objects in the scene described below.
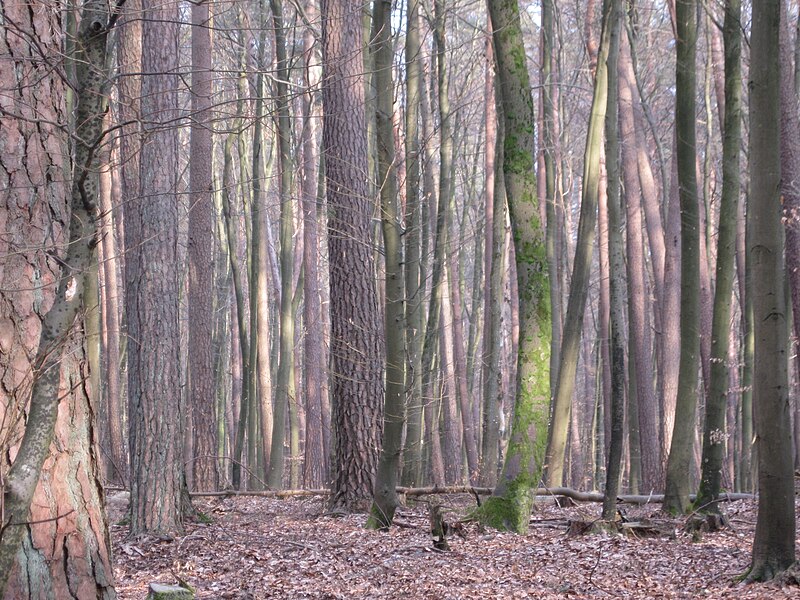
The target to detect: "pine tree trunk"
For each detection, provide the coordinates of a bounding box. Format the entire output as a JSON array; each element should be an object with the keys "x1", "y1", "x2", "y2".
[
  {"x1": 0, "y1": 3, "x2": 115, "y2": 594},
  {"x1": 189, "y1": 0, "x2": 218, "y2": 492},
  {"x1": 322, "y1": 0, "x2": 384, "y2": 512}
]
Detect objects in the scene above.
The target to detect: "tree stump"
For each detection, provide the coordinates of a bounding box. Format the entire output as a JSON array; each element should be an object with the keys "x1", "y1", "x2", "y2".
[{"x1": 429, "y1": 500, "x2": 450, "y2": 551}]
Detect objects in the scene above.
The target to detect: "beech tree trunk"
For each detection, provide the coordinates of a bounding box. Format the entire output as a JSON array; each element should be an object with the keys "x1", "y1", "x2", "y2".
[
  {"x1": 664, "y1": 0, "x2": 701, "y2": 515},
  {"x1": 748, "y1": 0, "x2": 795, "y2": 580},
  {"x1": 481, "y1": 0, "x2": 552, "y2": 534}
]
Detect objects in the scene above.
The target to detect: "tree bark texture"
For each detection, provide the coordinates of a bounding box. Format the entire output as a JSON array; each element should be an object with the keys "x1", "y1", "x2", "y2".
[
  {"x1": 321, "y1": 0, "x2": 384, "y2": 512},
  {"x1": 189, "y1": 0, "x2": 218, "y2": 492},
  {"x1": 747, "y1": 0, "x2": 796, "y2": 581},
  {"x1": 127, "y1": 0, "x2": 184, "y2": 534},
  {"x1": 0, "y1": 0, "x2": 115, "y2": 595},
  {"x1": 664, "y1": 0, "x2": 701, "y2": 515},
  {"x1": 481, "y1": 0, "x2": 552, "y2": 534}
]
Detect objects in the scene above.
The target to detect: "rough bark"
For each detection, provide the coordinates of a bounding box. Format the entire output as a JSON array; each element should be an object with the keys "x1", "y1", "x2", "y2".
[
  {"x1": 322, "y1": 0, "x2": 384, "y2": 512},
  {"x1": 189, "y1": 0, "x2": 218, "y2": 492},
  {"x1": 0, "y1": 0, "x2": 116, "y2": 595},
  {"x1": 127, "y1": 0, "x2": 185, "y2": 534}
]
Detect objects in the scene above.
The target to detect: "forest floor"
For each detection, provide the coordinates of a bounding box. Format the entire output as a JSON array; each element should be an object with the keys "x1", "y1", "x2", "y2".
[{"x1": 110, "y1": 491, "x2": 800, "y2": 599}]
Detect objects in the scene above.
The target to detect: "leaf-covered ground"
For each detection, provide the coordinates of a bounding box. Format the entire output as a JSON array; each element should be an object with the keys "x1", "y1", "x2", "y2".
[{"x1": 111, "y1": 493, "x2": 800, "y2": 599}]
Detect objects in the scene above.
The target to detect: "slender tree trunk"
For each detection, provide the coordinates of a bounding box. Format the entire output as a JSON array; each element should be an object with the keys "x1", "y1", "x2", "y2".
[
  {"x1": 602, "y1": 0, "x2": 625, "y2": 522},
  {"x1": 480, "y1": 39, "x2": 507, "y2": 487},
  {"x1": 696, "y1": 0, "x2": 742, "y2": 513},
  {"x1": 481, "y1": 0, "x2": 552, "y2": 534},
  {"x1": 367, "y1": 0, "x2": 406, "y2": 528},
  {"x1": 664, "y1": 0, "x2": 701, "y2": 515},
  {"x1": 268, "y1": 0, "x2": 295, "y2": 491},
  {"x1": 619, "y1": 33, "x2": 662, "y2": 491},
  {"x1": 401, "y1": 0, "x2": 425, "y2": 488},
  {"x1": 301, "y1": 0, "x2": 328, "y2": 489},
  {"x1": 545, "y1": 0, "x2": 613, "y2": 486}
]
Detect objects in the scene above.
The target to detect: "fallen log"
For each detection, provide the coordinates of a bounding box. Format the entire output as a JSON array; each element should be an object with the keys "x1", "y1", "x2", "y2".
[{"x1": 185, "y1": 486, "x2": 755, "y2": 503}]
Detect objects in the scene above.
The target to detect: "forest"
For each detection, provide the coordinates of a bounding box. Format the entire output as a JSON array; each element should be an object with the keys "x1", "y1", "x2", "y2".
[{"x1": 0, "y1": 0, "x2": 798, "y2": 597}]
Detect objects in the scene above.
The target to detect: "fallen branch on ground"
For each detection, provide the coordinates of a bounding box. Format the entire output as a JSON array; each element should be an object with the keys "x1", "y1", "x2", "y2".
[{"x1": 184, "y1": 486, "x2": 755, "y2": 503}]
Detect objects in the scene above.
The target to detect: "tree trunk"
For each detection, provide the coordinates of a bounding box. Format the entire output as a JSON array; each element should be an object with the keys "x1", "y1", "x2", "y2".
[
  {"x1": 0, "y1": 2, "x2": 115, "y2": 594},
  {"x1": 664, "y1": 0, "x2": 701, "y2": 515},
  {"x1": 301, "y1": 0, "x2": 328, "y2": 490},
  {"x1": 545, "y1": 0, "x2": 612, "y2": 486},
  {"x1": 367, "y1": 0, "x2": 406, "y2": 527},
  {"x1": 189, "y1": 0, "x2": 218, "y2": 492},
  {"x1": 401, "y1": 0, "x2": 425, "y2": 489},
  {"x1": 268, "y1": 0, "x2": 296, "y2": 491},
  {"x1": 747, "y1": 0, "x2": 795, "y2": 580},
  {"x1": 619, "y1": 32, "x2": 662, "y2": 492},
  {"x1": 602, "y1": 0, "x2": 625, "y2": 522},
  {"x1": 696, "y1": 0, "x2": 742, "y2": 513},
  {"x1": 481, "y1": 0, "x2": 552, "y2": 534},
  {"x1": 322, "y1": 0, "x2": 384, "y2": 512}
]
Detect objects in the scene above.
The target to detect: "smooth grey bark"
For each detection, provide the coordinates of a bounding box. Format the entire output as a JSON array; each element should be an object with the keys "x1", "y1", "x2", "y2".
[
  {"x1": 747, "y1": 0, "x2": 795, "y2": 580},
  {"x1": 367, "y1": 0, "x2": 406, "y2": 528},
  {"x1": 268, "y1": 0, "x2": 295, "y2": 491},
  {"x1": 696, "y1": 0, "x2": 742, "y2": 513},
  {"x1": 544, "y1": 0, "x2": 612, "y2": 486},
  {"x1": 401, "y1": 0, "x2": 424, "y2": 489},
  {"x1": 601, "y1": 0, "x2": 625, "y2": 522},
  {"x1": 664, "y1": 0, "x2": 701, "y2": 515}
]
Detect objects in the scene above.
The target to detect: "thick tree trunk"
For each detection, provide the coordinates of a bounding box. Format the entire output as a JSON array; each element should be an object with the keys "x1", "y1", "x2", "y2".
[
  {"x1": 0, "y1": 2, "x2": 115, "y2": 594},
  {"x1": 322, "y1": 0, "x2": 384, "y2": 512},
  {"x1": 748, "y1": 0, "x2": 795, "y2": 580}
]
